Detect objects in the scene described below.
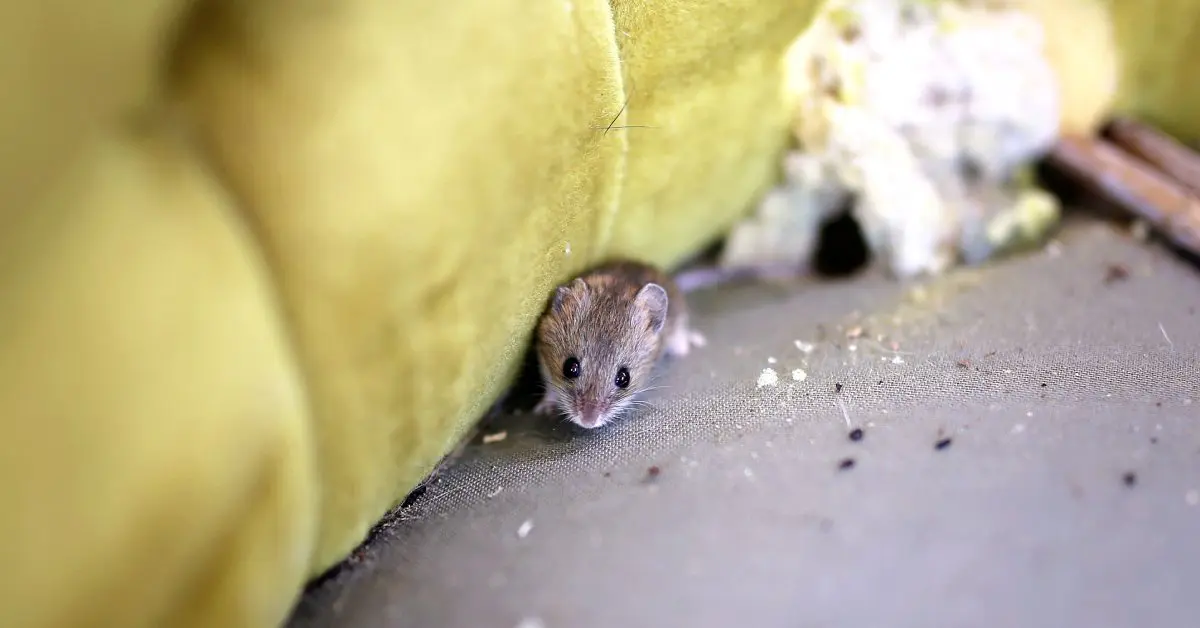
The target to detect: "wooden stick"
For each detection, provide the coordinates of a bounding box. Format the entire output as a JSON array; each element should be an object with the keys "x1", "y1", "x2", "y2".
[
  {"x1": 1047, "y1": 135, "x2": 1200, "y2": 254},
  {"x1": 1106, "y1": 117, "x2": 1200, "y2": 198}
]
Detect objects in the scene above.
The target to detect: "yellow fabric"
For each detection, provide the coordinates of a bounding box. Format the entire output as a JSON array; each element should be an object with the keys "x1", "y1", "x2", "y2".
[{"x1": 1, "y1": 1, "x2": 1198, "y2": 628}]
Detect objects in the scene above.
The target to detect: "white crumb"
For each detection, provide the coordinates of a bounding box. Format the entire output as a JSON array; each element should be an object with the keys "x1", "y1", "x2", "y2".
[
  {"x1": 487, "y1": 486, "x2": 504, "y2": 498},
  {"x1": 517, "y1": 520, "x2": 534, "y2": 538},
  {"x1": 890, "y1": 356, "x2": 905, "y2": 365},
  {"x1": 848, "y1": 344, "x2": 858, "y2": 352},
  {"x1": 1186, "y1": 490, "x2": 1199, "y2": 507},
  {"x1": 767, "y1": 356, "x2": 777, "y2": 364},
  {"x1": 1011, "y1": 424, "x2": 1026, "y2": 434},
  {"x1": 1025, "y1": 411, "x2": 1033, "y2": 417},
  {"x1": 483, "y1": 431, "x2": 508, "y2": 444},
  {"x1": 792, "y1": 368, "x2": 808, "y2": 382},
  {"x1": 564, "y1": 241, "x2": 572, "y2": 256},
  {"x1": 794, "y1": 340, "x2": 815, "y2": 353},
  {"x1": 743, "y1": 467, "x2": 754, "y2": 479},
  {"x1": 757, "y1": 368, "x2": 780, "y2": 387},
  {"x1": 516, "y1": 618, "x2": 546, "y2": 628}
]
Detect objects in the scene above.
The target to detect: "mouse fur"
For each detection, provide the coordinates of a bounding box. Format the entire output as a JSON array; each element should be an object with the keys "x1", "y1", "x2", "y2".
[{"x1": 533, "y1": 259, "x2": 704, "y2": 429}]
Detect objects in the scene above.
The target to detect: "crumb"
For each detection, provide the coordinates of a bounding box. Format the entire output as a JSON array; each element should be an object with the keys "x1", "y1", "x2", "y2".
[
  {"x1": 603, "y1": 471, "x2": 611, "y2": 477},
  {"x1": 794, "y1": 340, "x2": 815, "y2": 353},
  {"x1": 846, "y1": 326, "x2": 864, "y2": 339},
  {"x1": 767, "y1": 356, "x2": 777, "y2": 364},
  {"x1": 1122, "y1": 471, "x2": 1137, "y2": 487},
  {"x1": 517, "y1": 519, "x2": 534, "y2": 538},
  {"x1": 646, "y1": 465, "x2": 661, "y2": 479},
  {"x1": 849, "y1": 428, "x2": 864, "y2": 442},
  {"x1": 1104, "y1": 264, "x2": 1130, "y2": 285},
  {"x1": 482, "y1": 431, "x2": 508, "y2": 444},
  {"x1": 487, "y1": 486, "x2": 504, "y2": 498},
  {"x1": 792, "y1": 368, "x2": 808, "y2": 382},
  {"x1": 935, "y1": 437, "x2": 953, "y2": 451},
  {"x1": 757, "y1": 368, "x2": 780, "y2": 387},
  {"x1": 891, "y1": 356, "x2": 905, "y2": 365},
  {"x1": 835, "y1": 382, "x2": 843, "y2": 393},
  {"x1": 838, "y1": 457, "x2": 856, "y2": 471},
  {"x1": 956, "y1": 359, "x2": 971, "y2": 369}
]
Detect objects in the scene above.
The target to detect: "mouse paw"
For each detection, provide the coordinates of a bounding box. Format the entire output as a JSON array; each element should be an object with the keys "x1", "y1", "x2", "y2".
[
  {"x1": 533, "y1": 394, "x2": 560, "y2": 416},
  {"x1": 666, "y1": 326, "x2": 701, "y2": 357}
]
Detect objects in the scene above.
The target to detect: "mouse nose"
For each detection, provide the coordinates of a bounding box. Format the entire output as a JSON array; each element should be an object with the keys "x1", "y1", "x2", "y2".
[{"x1": 575, "y1": 400, "x2": 603, "y2": 427}]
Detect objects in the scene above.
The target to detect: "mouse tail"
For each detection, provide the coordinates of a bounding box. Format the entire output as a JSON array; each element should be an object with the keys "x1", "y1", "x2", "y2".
[{"x1": 672, "y1": 263, "x2": 798, "y2": 293}]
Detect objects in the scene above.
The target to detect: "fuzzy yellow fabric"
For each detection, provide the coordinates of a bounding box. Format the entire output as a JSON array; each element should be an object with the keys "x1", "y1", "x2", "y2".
[{"x1": 2, "y1": 1, "x2": 1199, "y2": 628}]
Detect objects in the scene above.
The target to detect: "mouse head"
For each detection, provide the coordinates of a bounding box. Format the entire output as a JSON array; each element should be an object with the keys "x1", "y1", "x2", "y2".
[{"x1": 535, "y1": 276, "x2": 669, "y2": 429}]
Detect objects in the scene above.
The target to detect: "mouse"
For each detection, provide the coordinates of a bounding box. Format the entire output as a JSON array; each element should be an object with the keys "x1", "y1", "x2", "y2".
[{"x1": 532, "y1": 259, "x2": 707, "y2": 429}]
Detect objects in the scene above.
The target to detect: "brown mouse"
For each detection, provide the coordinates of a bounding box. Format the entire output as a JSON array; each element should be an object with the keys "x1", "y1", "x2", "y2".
[{"x1": 533, "y1": 259, "x2": 706, "y2": 429}]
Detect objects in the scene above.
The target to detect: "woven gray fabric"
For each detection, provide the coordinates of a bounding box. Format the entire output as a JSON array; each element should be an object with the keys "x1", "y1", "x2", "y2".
[{"x1": 290, "y1": 218, "x2": 1200, "y2": 628}]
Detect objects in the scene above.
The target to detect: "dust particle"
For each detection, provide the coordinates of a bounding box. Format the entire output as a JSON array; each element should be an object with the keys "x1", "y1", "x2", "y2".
[{"x1": 835, "y1": 382, "x2": 844, "y2": 393}]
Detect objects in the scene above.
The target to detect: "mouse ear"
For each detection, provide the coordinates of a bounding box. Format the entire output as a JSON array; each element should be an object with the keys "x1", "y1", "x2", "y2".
[
  {"x1": 552, "y1": 278, "x2": 589, "y2": 314},
  {"x1": 635, "y1": 282, "x2": 669, "y2": 334}
]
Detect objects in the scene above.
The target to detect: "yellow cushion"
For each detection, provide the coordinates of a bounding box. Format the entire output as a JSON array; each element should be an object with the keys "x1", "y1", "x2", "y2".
[{"x1": 2, "y1": 1, "x2": 1199, "y2": 627}]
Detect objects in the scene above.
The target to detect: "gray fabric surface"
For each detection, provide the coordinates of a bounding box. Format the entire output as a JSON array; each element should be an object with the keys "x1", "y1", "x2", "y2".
[{"x1": 290, "y1": 218, "x2": 1200, "y2": 628}]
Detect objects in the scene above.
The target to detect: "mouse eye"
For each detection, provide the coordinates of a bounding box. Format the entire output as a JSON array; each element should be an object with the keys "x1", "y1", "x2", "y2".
[
  {"x1": 615, "y1": 367, "x2": 631, "y2": 389},
  {"x1": 562, "y1": 357, "x2": 582, "y2": 380}
]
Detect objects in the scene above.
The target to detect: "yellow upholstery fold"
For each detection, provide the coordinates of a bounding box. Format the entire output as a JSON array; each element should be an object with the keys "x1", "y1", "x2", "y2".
[{"x1": 2, "y1": 1, "x2": 1200, "y2": 627}]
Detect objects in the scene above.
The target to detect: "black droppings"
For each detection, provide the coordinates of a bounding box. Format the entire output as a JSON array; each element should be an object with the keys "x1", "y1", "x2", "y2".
[
  {"x1": 1150, "y1": 437, "x2": 1159, "y2": 445},
  {"x1": 1122, "y1": 471, "x2": 1138, "y2": 487},
  {"x1": 849, "y1": 428, "x2": 864, "y2": 442},
  {"x1": 934, "y1": 437, "x2": 953, "y2": 451},
  {"x1": 1040, "y1": 383, "x2": 1048, "y2": 388},
  {"x1": 835, "y1": 382, "x2": 844, "y2": 393},
  {"x1": 838, "y1": 457, "x2": 856, "y2": 471},
  {"x1": 1104, "y1": 263, "x2": 1130, "y2": 285}
]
